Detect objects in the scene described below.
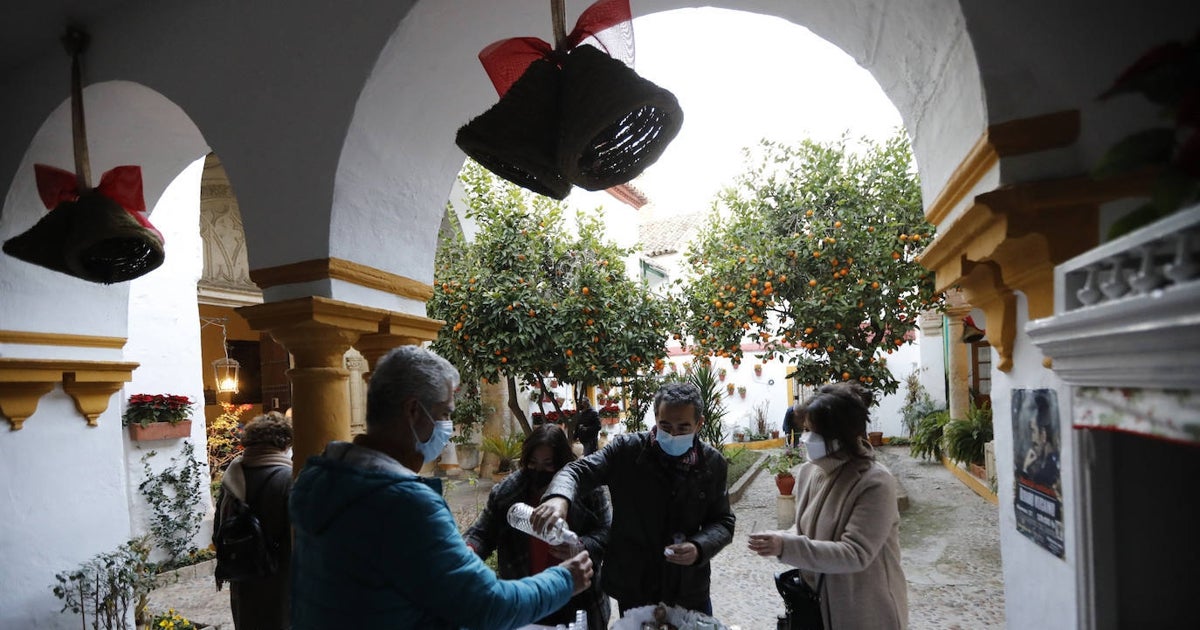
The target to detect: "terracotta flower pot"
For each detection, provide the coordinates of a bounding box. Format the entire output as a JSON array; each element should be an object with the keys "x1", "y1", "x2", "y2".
[
  {"x1": 775, "y1": 473, "x2": 796, "y2": 495},
  {"x1": 127, "y1": 420, "x2": 192, "y2": 441},
  {"x1": 868, "y1": 431, "x2": 884, "y2": 447}
]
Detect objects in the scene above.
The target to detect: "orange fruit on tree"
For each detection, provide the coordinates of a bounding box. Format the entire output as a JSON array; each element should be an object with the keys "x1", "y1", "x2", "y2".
[
  {"x1": 581, "y1": 286, "x2": 590, "y2": 295},
  {"x1": 871, "y1": 281, "x2": 880, "y2": 289},
  {"x1": 808, "y1": 279, "x2": 818, "y2": 287}
]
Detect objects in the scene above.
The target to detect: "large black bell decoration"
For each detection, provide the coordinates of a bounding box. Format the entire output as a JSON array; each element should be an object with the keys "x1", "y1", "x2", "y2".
[
  {"x1": 455, "y1": 59, "x2": 571, "y2": 200},
  {"x1": 557, "y1": 44, "x2": 683, "y2": 191},
  {"x1": 3, "y1": 30, "x2": 164, "y2": 284}
]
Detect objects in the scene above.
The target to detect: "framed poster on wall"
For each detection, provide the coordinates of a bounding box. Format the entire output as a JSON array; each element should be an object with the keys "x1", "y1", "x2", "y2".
[{"x1": 1012, "y1": 388, "x2": 1064, "y2": 558}]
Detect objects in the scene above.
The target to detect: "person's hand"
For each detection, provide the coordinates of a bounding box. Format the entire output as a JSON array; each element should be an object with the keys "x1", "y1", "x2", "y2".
[
  {"x1": 531, "y1": 497, "x2": 569, "y2": 536},
  {"x1": 748, "y1": 532, "x2": 783, "y2": 558},
  {"x1": 664, "y1": 541, "x2": 699, "y2": 565},
  {"x1": 559, "y1": 550, "x2": 593, "y2": 596},
  {"x1": 548, "y1": 542, "x2": 578, "y2": 561}
]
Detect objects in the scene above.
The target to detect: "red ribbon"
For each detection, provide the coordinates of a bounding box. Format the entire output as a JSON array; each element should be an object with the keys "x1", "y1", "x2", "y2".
[
  {"x1": 34, "y1": 163, "x2": 163, "y2": 240},
  {"x1": 479, "y1": 0, "x2": 633, "y2": 96}
]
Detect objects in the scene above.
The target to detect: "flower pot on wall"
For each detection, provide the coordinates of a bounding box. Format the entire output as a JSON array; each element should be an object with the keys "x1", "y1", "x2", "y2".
[
  {"x1": 775, "y1": 473, "x2": 796, "y2": 496},
  {"x1": 868, "y1": 431, "x2": 884, "y2": 447},
  {"x1": 128, "y1": 420, "x2": 192, "y2": 442}
]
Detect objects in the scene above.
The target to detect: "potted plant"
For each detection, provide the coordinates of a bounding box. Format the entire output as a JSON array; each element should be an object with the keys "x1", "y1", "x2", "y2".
[
  {"x1": 753, "y1": 363, "x2": 763, "y2": 377},
  {"x1": 733, "y1": 427, "x2": 746, "y2": 442},
  {"x1": 726, "y1": 382, "x2": 735, "y2": 396},
  {"x1": 718, "y1": 368, "x2": 727, "y2": 382},
  {"x1": 480, "y1": 432, "x2": 524, "y2": 481},
  {"x1": 945, "y1": 401, "x2": 994, "y2": 476},
  {"x1": 122, "y1": 394, "x2": 194, "y2": 441},
  {"x1": 737, "y1": 386, "x2": 747, "y2": 399},
  {"x1": 600, "y1": 403, "x2": 621, "y2": 425},
  {"x1": 731, "y1": 358, "x2": 741, "y2": 370},
  {"x1": 767, "y1": 446, "x2": 805, "y2": 495}
]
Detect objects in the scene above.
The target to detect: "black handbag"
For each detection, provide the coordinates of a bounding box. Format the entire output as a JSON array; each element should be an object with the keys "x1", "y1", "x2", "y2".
[{"x1": 775, "y1": 568, "x2": 825, "y2": 630}]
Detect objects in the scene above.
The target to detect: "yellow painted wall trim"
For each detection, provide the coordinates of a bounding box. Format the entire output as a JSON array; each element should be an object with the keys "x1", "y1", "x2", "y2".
[
  {"x1": 924, "y1": 110, "x2": 1081, "y2": 227},
  {"x1": 249, "y1": 257, "x2": 435, "y2": 302},
  {"x1": 0, "y1": 358, "x2": 138, "y2": 430},
  {"x1": 925, "y1": 134, "x2": 998, "y2": 226},
  {"x1": 942, "y1": 456, "x2": 998, "y2": 505},
  {"x1": 0, "y1": 330, "x2": 126, "y2": 349}
]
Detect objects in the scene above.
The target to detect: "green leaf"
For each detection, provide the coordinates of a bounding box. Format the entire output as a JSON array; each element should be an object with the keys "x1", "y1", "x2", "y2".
[{"x1": 1091, "y1": 128, "x2": 1176, "y2": 179}]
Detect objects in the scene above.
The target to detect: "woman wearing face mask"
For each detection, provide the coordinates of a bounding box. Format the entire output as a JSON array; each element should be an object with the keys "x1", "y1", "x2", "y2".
[
  {"x1": 465, "y1": 424, "x2": 612, "y2": 629},
  {"x1": 748, "y1": 383, "x2": 908, "y2": 629}
]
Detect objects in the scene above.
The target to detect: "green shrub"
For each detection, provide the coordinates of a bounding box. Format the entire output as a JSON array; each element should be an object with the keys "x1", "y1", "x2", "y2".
[
  {"x1": 686, "y1": 365, "x2": 728, "y2": 450},
  {"x1": 944, "y1": 401, "x2": 993, "y2": 465},
  {"x1": 480, "y1": 433, "x2": 524, "y2": 472},
  {"x1": 909, "y1": 410, "x2": 950, "y2": 461}
]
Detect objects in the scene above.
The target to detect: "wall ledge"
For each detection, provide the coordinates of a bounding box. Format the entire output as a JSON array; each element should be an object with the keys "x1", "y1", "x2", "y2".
[{"x1": 0, "y1": 358, "x2": 138, "y2": 430}]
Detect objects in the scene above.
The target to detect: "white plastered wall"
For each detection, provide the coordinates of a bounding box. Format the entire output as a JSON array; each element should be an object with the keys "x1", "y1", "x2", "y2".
[
  {"x1": 123, "y1": 155, "x2": 213, "y2": 563},
  {"x1": 993, "y1": 292, "x2": 1077, "y2": 629}
]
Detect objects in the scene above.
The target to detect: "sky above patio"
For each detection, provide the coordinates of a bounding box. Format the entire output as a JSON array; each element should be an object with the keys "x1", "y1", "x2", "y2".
[{"x1": 628, "y1": 8, "x2": 903, "y2": 216}]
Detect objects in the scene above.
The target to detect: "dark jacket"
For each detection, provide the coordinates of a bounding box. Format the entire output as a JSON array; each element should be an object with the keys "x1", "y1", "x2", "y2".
[
  {"x1": 289, "y1": 442, "x2": 572, "y2": 629},
  {"x1": 574, "y1": 407, "x2": 601, "y2": 444},
  {"x1": 464, "y1": 469, "x2": 612, "y2": 630},
  {"x1": 215, "y1": 456, "x2": 293, "y2": 630},
  {"x1": 544, "y1": 432, "x2": 735, "y2": 611}
]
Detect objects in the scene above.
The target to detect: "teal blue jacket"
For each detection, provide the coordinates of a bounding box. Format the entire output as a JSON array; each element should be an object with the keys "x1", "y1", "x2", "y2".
[{"x1": 290, "y1": 442, "x2": 573, "y2": 629}]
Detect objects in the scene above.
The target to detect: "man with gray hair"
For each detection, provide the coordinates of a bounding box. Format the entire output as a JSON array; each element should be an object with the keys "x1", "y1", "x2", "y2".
[
  {"x1": 532, "y1": 381, "x2": 735, "y2": 616},
  {"x1": 290, "y1": 345, "x2": 592, "y2": 629}
]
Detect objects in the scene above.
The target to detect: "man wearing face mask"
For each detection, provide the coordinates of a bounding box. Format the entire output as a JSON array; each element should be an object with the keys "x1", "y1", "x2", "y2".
[
  {"x1": 289, "y1": 346, "x2": 593, "y2": 629},
  {"x1": 532, "y1": 381, "x2": 736, "y2": 616}
]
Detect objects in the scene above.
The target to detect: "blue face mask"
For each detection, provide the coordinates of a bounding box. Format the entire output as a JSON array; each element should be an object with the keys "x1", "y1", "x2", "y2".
[
  {"x1": 657, "y1": 428, "x2": 695, "y2": 457},
  {"x1": 414, "y1": 403, "x2": 453, "y2": 465}
]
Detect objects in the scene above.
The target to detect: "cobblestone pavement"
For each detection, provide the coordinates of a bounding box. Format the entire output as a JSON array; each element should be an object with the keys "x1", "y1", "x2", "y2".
[{"x1": 149, "y1": 447, "x2": 1004, "y2": 628}]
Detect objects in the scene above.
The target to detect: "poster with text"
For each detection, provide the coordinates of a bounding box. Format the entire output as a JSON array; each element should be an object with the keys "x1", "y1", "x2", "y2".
[{"x1": 1012, "y1": 388, "x2": 1064, "y2": 558}]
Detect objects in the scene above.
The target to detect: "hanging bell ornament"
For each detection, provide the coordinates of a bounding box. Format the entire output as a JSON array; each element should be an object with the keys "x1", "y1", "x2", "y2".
[{"x1": 557, "y1": 44, "x2": 683, "y2": 191}]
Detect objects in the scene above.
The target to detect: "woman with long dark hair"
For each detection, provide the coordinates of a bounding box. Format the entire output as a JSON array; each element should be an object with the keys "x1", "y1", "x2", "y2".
[
  {"x1": 465, "y1": 424, "x2": 612, "y2": 629},
  {"x1": 748, "y1": 383, "x2": 908, "y2": 629}
]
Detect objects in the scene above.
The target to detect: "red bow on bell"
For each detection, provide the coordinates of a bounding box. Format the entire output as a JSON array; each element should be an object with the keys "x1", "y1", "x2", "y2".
[
  {"x1": 34, "y1": 163, "x2": 163, "y2": 240},
  {"x1": 478, "y1": 0, "x2": 634, "y2": 96}
]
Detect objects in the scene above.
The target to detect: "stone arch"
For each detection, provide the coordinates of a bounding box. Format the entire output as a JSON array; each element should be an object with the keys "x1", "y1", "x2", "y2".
[{"x1": 331, "y1": 0, "x2": 986, "y2": 314}]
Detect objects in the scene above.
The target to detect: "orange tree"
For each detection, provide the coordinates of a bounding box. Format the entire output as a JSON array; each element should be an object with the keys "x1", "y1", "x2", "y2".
[
  {"x1": 679, "y1": 132, "x2": 942, "y2": 398},
  {"x1": 429, "y1": 161, "x2": 676, "y2": 433}
]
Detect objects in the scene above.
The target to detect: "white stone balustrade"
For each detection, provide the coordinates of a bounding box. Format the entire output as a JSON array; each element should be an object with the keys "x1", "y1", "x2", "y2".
[{"x1": 1027, "y1": 204, "x2": 1200, "y2": 389}]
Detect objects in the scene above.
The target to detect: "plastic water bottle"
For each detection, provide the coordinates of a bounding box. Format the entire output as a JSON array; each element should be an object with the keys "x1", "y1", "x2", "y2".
[{"x1": 506, "y1": 502, "x2": 580, "y2": 546}]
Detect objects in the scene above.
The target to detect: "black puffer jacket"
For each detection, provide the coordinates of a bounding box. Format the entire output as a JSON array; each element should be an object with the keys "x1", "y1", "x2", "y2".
[
  {"x1": 464, "y1": 469, "x2": 612, "y2": 630},
  {"x1": 545, "y1": 432, "x2": 735, "y2": 611}
]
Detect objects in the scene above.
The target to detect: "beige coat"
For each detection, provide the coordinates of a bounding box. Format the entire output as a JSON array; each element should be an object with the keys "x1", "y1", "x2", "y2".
[{"x1": 777, "y1": 454, "x2": 908, "y2": 629}]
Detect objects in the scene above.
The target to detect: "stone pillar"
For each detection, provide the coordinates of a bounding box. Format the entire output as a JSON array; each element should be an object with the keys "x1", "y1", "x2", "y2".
[
  {"x1": 944, "y1": 295, "x2": 973, "y2": 421},
  {"x1": 777, "y1": 494, "x2": 797, "y2": 530},
  {"x1": 345, "y1": 349, "x2": 367, "y2": 436},
  {"x1": 237, "y1": 297, "x2": 412, "y2": 474}
]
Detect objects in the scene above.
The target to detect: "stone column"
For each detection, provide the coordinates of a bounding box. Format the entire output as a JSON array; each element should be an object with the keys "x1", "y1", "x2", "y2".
[
  {"x1": 944, "y1": 295, "x2": 973, "y2": 421},
  {"x1": 238, "y1": 297, "x2": 392, "y2": 474},
  {"x1": 345, "y1": 350, "x2": 367, "y2": 436}
]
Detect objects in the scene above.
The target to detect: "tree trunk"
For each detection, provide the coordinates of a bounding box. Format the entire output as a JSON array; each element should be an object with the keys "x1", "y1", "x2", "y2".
[{"x1": 506, "y1": 376, "x2": 533, "y2": 435}]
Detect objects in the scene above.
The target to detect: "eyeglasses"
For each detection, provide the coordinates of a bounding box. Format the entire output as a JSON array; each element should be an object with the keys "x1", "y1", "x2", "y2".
[{"x1": 417, "y1": 401, "x2": 452, "y2": 423}]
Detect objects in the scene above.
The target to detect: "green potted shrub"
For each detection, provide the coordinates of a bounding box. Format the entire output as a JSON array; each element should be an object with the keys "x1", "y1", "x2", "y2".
[
  {"x1": 766, "y1": 446, "x2": 805, "y2": 495},
  {"x1": 480, "y1": 432, "x2": 524, "y2": 481},
  {"x1": 945, "y1": 401, "x2": 994, "y2": 478},
  {"x1": 910, "y1": 409, "x2": 950, "y2": 461}
]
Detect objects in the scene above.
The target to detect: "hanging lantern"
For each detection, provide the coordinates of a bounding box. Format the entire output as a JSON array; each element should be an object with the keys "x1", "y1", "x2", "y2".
[{"x1": 213, "y1": 356, "x2": 241, "y2": 394}]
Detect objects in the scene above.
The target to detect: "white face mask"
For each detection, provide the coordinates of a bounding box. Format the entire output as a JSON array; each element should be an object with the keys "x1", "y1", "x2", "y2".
[
  {"x1": 800, "y1": 431, "x2": 829, "y2": 460},
  {"x1": 657, "y1": 429, "x2": 695, "y2": 457}
]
